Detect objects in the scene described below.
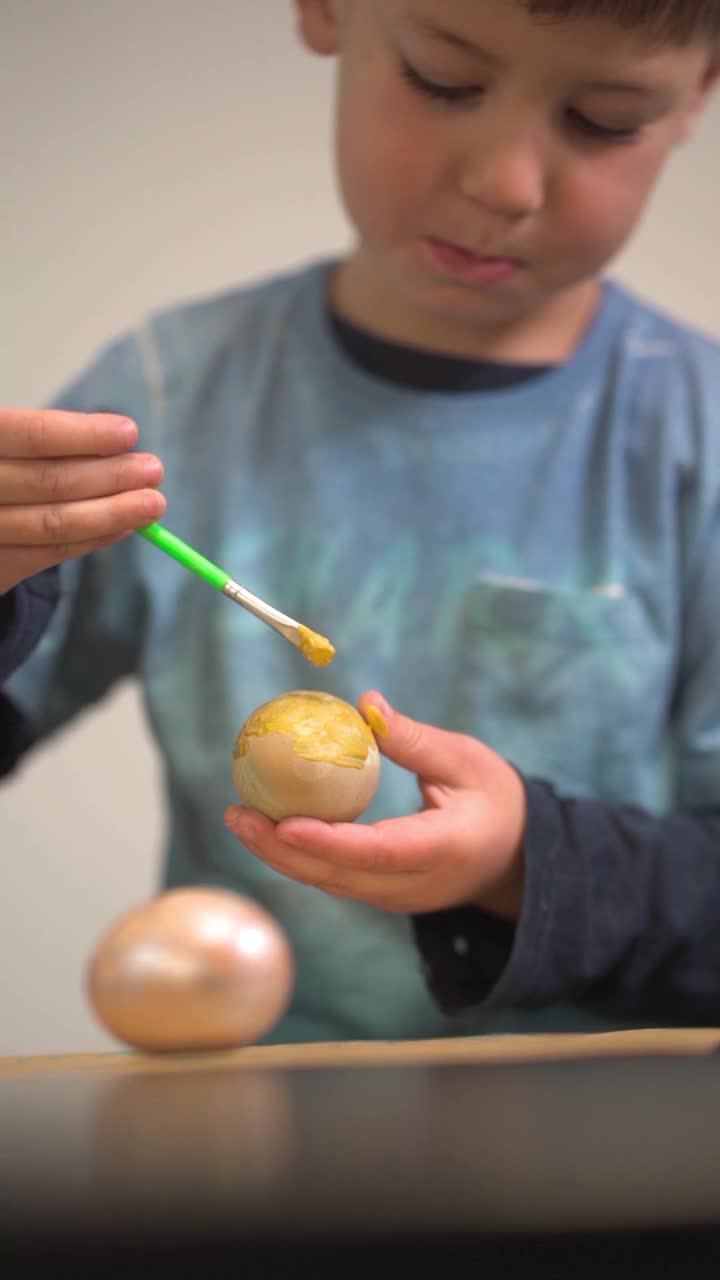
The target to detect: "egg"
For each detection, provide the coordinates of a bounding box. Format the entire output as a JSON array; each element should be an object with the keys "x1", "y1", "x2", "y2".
[
  {"x1": 86, "y1": 887, "x2": 294, "y2": 1052},
  {"x1": 231, "y1": 690, "x2": 381, "y2": 822}
]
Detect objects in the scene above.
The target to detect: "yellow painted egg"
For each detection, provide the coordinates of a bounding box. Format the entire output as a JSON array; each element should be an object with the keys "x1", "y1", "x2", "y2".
[
  {"x1": 86, "y1": 887, "x2": 294, "y2": 1052},
  {"x1": 231, "y1": 690, "x2": 381, "y2": 822}
]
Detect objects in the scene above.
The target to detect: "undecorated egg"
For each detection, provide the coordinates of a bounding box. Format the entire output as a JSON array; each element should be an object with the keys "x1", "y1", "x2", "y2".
[
  {"x1": 232, "y1": 690, "x2": 380, "y2": 822},
  {"x1": 86, "y1": 887, "x2": 294, "y2": 1052}
]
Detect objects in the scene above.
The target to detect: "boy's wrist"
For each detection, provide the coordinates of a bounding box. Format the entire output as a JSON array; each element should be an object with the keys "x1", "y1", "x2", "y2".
[
  {"x1": 468, "y1": 762, "x2": 528, "y2": 922},
  {"x1": 468, "y1": 850, "x2": 525, "y2": 922}
]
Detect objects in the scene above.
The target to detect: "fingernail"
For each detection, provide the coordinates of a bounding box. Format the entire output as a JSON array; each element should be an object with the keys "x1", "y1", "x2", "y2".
[
  {"x1": 117, "y1": 418, "x2": 138, "y2": 446},
  {"x1": 142, "y1": 457, "x2": 164, "y2": 483},
  {"x1": 143, "y1": 491, "x2": 166, "y2": 517},
  {"x1": 226, "y1": 810, "x2": 258, "y2": 840},
  {"x1": 365, "y1": 703, "x2": 389, "y2": 738}
]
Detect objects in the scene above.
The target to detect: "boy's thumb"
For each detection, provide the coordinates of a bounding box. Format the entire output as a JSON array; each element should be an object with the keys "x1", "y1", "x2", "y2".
[{"x1": 358, "y1": 690, "x2": 476, "y2": 788}]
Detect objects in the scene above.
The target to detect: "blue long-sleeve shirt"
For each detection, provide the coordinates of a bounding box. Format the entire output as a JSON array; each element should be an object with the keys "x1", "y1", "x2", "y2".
[{"x1": 3, "y1": 259, "x2": 720, "y2": 1040}]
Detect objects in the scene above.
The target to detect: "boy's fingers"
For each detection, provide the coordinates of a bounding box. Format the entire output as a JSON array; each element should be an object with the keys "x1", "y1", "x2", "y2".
[
  {"x1": 0, "y1": 409, "x2": 138, "y2": 459},
  {"x1": 0, "y1": 453, "x2": 163, "y2": 505},
  {"x1": 229, "y1": 803, "x2": 466, "y2": 874},
  {"x1": 0, "y1": 530, "x2": 136, "y2": 587},
  {"x1": 0, "y1": 489, "x2": 166, "y2": 547},
  {"x1": 357, "y1": 690, "x2": 484, "y2": 789}
]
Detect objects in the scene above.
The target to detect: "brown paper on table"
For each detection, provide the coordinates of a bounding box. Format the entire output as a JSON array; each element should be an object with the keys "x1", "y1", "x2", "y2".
[{"x1": 2, "y1": 1027, "x2": 719, "y2": 1080}]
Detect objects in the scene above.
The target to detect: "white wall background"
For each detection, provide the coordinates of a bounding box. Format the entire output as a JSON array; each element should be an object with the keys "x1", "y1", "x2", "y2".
[{"x1": 2, "y1": 0, "x2": 719, "y2": 1056}]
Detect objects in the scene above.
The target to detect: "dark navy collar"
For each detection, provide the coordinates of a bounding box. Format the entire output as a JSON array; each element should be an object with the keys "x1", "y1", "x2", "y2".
[{"x1": 328, "y1": 307, "x2": 554, "y2": 393}]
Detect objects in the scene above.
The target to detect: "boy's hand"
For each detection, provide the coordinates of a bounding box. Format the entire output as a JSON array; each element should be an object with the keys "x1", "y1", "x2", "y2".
[
  {"x1": 0, "y1": 409, "x2": 166, "y2": 594},
  {"x1": 224, "y1": 691, "x2": 527, "y2": 920}
]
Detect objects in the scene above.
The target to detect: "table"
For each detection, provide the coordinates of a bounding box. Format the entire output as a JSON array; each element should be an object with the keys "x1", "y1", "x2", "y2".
[{"x1": 4, "y1": 1029, "x2": 720, "y2": 1275}]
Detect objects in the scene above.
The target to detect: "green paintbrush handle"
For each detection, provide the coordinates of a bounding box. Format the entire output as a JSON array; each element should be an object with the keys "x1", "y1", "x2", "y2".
[
  {"x1": 136, "y1": 522, "x2": 335, "y2": 666},
  {"x1": 137, "y1": 523, "x2": 230, "y2": 592}
]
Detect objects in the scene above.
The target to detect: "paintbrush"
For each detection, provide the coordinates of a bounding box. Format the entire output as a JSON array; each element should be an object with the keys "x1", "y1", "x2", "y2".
[{"x1": 137, "y1": 522, "x2": 335, "y2": 667}]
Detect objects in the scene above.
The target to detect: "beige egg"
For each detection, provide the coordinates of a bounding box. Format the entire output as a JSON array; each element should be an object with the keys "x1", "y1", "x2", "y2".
[
  {"x1": 86, "y1": 887, "x2": 294, "y2": 1052},
  {"x1": 232, "y1": 690, "x2": 381, "y2": 822}
]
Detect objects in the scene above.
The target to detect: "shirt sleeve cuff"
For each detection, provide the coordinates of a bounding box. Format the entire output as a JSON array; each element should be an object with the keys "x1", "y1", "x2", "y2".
[
  {"x1": 0, "y1": 568, "x2": 60, "y2": 683},
  {"x1": 410, "y1": 905, "x2": 516, "y2": 1013},
  {"x1": 411, "y1": 777, "x2": 565, "y2": 1015}
]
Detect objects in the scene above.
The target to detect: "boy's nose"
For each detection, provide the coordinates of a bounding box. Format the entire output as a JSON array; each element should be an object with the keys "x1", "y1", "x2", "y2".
[{"x1": 459, "y1": 137, "x2": 546, "y2": 219}]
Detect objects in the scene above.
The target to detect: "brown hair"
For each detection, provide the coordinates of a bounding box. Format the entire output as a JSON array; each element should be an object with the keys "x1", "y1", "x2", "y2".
[{"x1": 521, "y1": 0, "x2": 720, "y2": 43}]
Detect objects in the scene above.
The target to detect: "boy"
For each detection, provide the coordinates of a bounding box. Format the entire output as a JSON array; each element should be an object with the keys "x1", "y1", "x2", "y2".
[{"x1": 3, "y1": 0, "x2": 720, "y2": 1040}]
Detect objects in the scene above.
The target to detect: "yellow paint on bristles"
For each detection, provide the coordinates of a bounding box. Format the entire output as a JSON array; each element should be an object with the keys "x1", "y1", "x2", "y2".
[{"x1": 297, "y1": 625, "x2": 335, "y2": 667}]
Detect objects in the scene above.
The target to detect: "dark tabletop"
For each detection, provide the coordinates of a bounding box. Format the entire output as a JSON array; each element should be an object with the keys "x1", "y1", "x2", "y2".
[{"x1": 3, "y1": 1035, "x2": 720, "y2": 1275}]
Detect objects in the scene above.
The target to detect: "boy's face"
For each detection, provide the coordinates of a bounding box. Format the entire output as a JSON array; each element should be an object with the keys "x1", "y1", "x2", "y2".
[{"x1": 296, "y1": 0, "x2": 718, "y2": 358}]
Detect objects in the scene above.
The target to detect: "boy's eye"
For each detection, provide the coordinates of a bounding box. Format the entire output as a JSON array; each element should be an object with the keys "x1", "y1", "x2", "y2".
[
  {"x1": 566, "y1": 110, "x2": 642, "y2": 143},
  {"x1": 400, "y1": 59, "x2": 643, "y2": 143},
  {"x1": 400, "y1": 60, "x2": 481, "y2": 105}
]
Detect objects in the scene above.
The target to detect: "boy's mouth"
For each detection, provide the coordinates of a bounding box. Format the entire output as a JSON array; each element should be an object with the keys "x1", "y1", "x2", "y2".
[{"x1": 425, "y1": 237, "x2": 523, "y2": 285}]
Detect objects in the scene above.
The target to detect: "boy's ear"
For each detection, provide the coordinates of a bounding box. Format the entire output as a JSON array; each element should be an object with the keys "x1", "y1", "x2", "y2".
[{"x1": 294, "y1": 0, "x2": 341, "y2": 56}]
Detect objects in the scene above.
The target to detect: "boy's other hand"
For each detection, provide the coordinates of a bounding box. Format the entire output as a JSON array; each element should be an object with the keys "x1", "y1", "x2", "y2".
[
  {"x1": 0, "y1": 409, "x2": 166, "y2": 594},
  {"x1": 224, "y1": 690, "x2": 527, "y2": 920}
]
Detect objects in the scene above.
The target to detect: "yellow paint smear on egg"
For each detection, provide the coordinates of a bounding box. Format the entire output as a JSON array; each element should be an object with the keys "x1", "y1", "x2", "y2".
[
  {"x1": 297, "y1": 626, "x2": 335, "y2": 667},
  {"x1": 234, "y1": 691, "x2": 375, "y2": 769}
]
